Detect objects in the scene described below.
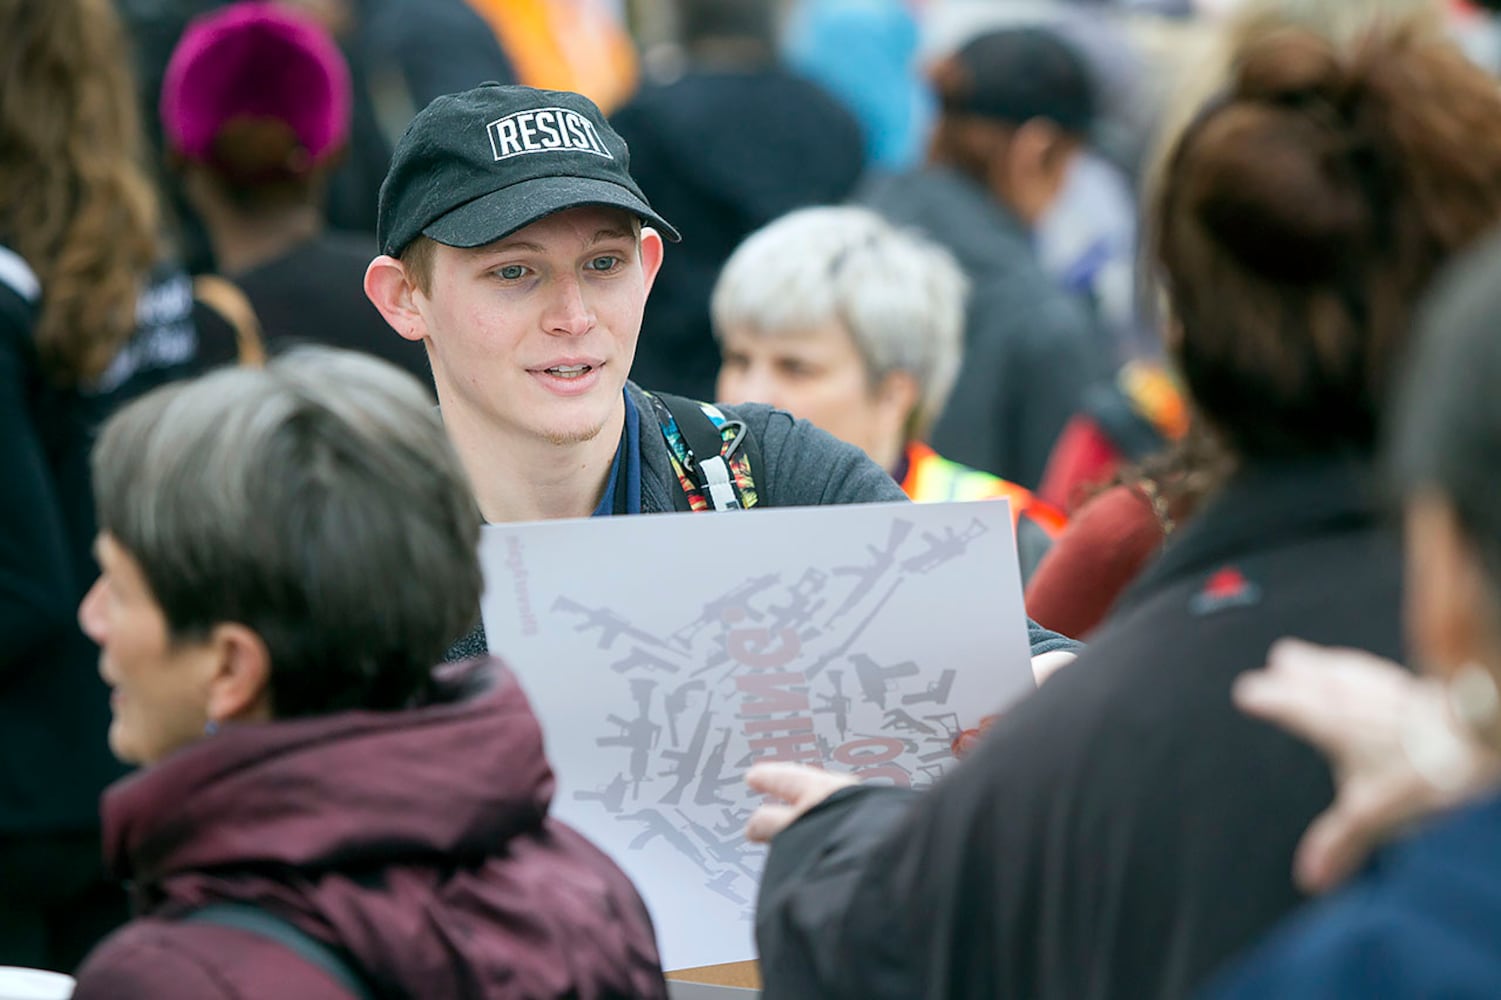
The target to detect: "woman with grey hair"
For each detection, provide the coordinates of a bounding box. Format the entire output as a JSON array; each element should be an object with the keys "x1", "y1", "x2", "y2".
[
  {"x1": 713, "y1": 205, "x2": 1066, "y2": 580},
  {"x1": 69, "y1": 348, "x2": 667, "y2": 999}
]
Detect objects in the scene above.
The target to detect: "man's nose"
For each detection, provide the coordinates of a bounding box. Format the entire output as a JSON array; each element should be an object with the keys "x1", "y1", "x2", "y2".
[{"x1": 542, "y1": 275, "x2": 596, "y2": 336}]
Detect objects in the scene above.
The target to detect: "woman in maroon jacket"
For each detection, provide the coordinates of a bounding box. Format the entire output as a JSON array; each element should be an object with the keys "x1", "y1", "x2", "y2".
[{"x1": 68, "y1": 348, "x2": 667, "y2": 999}]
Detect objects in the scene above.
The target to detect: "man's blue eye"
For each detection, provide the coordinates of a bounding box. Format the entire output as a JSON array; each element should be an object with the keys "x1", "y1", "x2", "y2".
[
  {"x1": 588, "y1": 256, "x2": 621, "y2": 272},
  {"x1": 498, "y1": 265, "x2": 526, "y2": 280}
]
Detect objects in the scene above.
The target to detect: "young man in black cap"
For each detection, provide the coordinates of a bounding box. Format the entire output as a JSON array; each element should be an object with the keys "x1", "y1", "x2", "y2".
[{"x1": 363, "y1": 82, "x2": 1079, "y2": 662}]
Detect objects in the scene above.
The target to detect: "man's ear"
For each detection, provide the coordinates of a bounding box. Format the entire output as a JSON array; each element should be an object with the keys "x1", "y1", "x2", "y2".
[
  {"x1": 1013, "y1": 118, "x2": 1071, "y2": 175},
  {"x1": 204, "y1": 623, "x2": 274, "y2": 725},
  {"x1": 1002, "y1": 119, "x2": 1076, "y2": 227},
  {"x1": 365, "y1": 254, "x2": 427, "y2": 344},
  {"x1": 640, "y1": 228, "x2": 666, "y2": 297},
  {"x1": 878, "y1": 368, "x2": 922, "y2": 419}
]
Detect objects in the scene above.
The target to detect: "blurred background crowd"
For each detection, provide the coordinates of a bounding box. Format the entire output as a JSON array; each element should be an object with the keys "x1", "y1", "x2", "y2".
[
  {"x1": 67, "y1": 0, "x2": 1500, "y2": 617},
  {"x1": 11, "y1": 0, "x2": 1501, "y2": 995}
]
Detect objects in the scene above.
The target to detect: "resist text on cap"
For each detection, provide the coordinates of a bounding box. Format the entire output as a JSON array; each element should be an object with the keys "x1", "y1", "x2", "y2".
[{"x1": 486, "y1": 107, "x2": 613, "y2": 162}]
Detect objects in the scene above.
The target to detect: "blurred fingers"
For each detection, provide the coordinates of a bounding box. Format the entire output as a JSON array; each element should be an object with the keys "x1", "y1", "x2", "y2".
[
  {"x1": 1235, "y1": 639, "x2": 1411, "y2": 746},
  {"x1": 1294, "y1": 778, "x2": 1417, "y2": 893},
  {"x1": 745, "y1": 804, "x2": 799, "y2": 843},
  {"x1": 746, "y1": 761, "x2": 826, "y2": 803}
]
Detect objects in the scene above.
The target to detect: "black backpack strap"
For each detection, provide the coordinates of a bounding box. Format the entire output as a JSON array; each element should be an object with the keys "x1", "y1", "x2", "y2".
[
  {"x1": 183, "y1": 903, "x2": 376, "y2": 999},
  {"x1": 653, "y1": 392, "x2": 756, "y2": 512},
  {"x1": 735, "y1": 410, "x2": 764, "y2": 502}
]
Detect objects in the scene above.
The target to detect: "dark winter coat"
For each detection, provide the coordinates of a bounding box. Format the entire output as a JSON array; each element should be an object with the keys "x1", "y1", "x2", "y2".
[
  {"x1": 73, "y1": 658, "x2": 668, "y2": 999},
  {"x1": 756, "y1": 459, "x2": 1406, "y2": 999},
  {"x1": 0, "y1": 249, "x2": 237, "y2": 836}
]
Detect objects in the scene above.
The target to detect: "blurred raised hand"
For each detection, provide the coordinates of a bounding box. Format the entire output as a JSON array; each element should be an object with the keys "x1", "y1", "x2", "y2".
[
  {"x1": 1235, "y1": 638, "x2": 1501, "y2": 893},
  {"x1": 745, "y1": 762, "x2": 859, "y2": 843}
]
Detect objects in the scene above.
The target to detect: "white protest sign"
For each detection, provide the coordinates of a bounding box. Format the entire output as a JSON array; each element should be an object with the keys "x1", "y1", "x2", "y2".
[{"x1": 479, "y1": 499, "x2": 1034, "y2": 970}]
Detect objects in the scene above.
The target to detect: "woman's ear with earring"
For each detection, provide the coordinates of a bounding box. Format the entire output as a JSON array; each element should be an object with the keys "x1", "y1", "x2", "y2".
[
  {"x1": 1402, "y1": 663, "x2": 1501, "y2": 795},
  {"x1": 1449, "y1": 664, "x2": 1501, "y2": 742}
]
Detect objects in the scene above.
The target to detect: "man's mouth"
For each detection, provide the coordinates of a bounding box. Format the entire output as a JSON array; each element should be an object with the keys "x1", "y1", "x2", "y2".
[{"x1": 543, "y1": 364, "x2": 594, "y2": 379}]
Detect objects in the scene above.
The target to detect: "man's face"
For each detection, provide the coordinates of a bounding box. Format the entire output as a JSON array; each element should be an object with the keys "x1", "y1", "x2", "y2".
[{"x1": 409, "y1": 206, "x2": 663, "y2": 448}]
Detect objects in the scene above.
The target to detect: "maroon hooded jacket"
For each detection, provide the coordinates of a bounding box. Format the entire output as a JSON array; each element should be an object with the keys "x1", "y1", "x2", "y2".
[{"x1": 72, "y1": 659, "x2": 668, "y2": 999}]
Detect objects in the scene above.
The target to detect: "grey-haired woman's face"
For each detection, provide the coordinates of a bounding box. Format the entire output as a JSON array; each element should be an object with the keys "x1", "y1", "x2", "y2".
[
  {"x1": 716, "y1": 319, "x2": 915, "y2": 472},
  {"x1": 78, "y1": 534, "x2": 219, "y2": 766}
]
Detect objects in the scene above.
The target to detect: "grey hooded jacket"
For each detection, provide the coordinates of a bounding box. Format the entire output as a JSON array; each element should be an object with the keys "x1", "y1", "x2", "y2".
[{"x1": 859, "y1": 167, "x2": 1111, "y2": 489}]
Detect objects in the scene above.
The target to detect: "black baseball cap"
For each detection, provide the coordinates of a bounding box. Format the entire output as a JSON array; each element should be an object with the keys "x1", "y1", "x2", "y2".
[
  {"x1": 377, "y1": 83, "x2": 679, "y2": 257},
  {"x1": 933, "y1": 26, "x2": 1095, "y2": 136}
]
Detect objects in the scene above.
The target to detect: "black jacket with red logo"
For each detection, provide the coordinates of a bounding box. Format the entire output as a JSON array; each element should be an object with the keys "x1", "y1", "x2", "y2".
[{"x1": 755, "y1": 458, "x2": 1405, "y2": 1000}]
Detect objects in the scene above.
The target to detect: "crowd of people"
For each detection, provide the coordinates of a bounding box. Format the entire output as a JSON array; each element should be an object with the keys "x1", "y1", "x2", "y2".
[{"x1": 7, "y1": 0, "x2": 1501, "y2": 997}]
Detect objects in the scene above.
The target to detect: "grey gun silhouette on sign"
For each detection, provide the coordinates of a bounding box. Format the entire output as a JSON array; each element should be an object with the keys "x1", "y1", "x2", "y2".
[
  {"x1": 610, "y1": 645, "x2": 682, "y2": 676},
  {"x1": 826, "y1": 520, "x2": 915, "y2": 625},
  {"x1": 554, "y1": 596, "x2": 666, "y2": 651},
  {"x1": 882, "y1": 708, "x2": 936, "y2": 735},
  {"x1": 671, "y1": 573, "x2": 780, "y2": 648},
  {"x1": 693, "y1": 727, "x2": 740, "y2": 807},
  {"x1": 597, "y1": 678, "x2": 660, "y2": 796},
  {"x1": 902, "y1": 669, "x2": 957, "y2": 706},
  {"x1": 619, "y1": 808, "x2": 708, "y2": 867},
  {"x1": 664, "y1": 679, "x2": 706, "y2": 743},
  {"x1": 660, "y1": 706, "x2": 714, "y2": 805},
  {"x1": 813, "y1": 668, "x2": 852, "y2": 740},
  {"x1": 851, "y1": 653, "x2": 920, "y2": 709},
  {"x1": 900, "y1": 520, "x2": 989, "y2": 574},
  {"x1": 574, "y1": 774, "x2": 629, "y2": 814}
]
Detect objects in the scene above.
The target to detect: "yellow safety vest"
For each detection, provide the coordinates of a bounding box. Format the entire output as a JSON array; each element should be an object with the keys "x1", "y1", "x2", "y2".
[{"x1": 900, "y1": 442, "x2": 1068, "y2": 536}]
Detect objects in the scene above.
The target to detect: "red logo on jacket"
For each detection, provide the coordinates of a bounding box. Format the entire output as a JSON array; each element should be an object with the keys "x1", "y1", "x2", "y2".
[{"x1": 1190, "y1": 566, "x2": 1262, "y2": 616}]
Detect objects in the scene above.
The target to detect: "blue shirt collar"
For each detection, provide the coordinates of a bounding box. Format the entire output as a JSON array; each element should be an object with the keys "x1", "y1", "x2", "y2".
[{"x1": 591, "y1": 390, "x2": 641, "y2": 517}]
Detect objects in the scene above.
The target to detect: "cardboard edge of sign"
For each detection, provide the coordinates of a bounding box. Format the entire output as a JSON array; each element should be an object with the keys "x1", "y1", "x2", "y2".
[{"x1": 667, "y1": 959, "x2": 760, "y2": 995}]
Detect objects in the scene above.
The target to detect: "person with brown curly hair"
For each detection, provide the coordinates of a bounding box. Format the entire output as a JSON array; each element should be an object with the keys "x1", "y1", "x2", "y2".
[
  {"x1": 1026, "y1": 422, "x2": 1230, "y2": 639},
  {"x1": 0, "y1": 0, "x2": 238, "y2": 971},
  {"x1": 746, "y1": 21, "x2": 1501, "y2": 1000}
]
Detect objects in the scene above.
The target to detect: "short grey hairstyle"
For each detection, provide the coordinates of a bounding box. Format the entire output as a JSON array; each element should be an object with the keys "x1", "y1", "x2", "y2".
[
  {"x1": 91, "y1": 347, "x2": 482, "y2": 718},
  {"x1": 711, "y1": 205, "x2": 969, "y2": 440}
]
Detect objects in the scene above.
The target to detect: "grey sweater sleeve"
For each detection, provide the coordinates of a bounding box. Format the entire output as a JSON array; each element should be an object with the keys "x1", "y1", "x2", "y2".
[
  {"x1": 1028, "y1": 618, "x2": 1083, "y2": 656},
  {"x1": 744, "y1": 404, "x2": 909, "y2": 506}
]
